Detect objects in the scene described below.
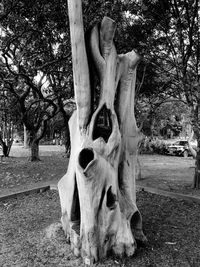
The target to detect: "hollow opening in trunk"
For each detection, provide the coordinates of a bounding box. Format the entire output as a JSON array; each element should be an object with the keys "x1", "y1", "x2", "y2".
[
  {"x1": 71, "y1": 176, "x2": 80, "y2": 235},
  {"x1": 106, "y1": 186, "x2": 117, "y2": 210},
  {"x1": 79, "y1": 148, "x2": 94, "y2": 169},
  {"x1": 130, "y1": 211, "x2": 141, "y2": 229},
  {"x1": 93, "y1": 104, "x2": 112, "y2": 143}
]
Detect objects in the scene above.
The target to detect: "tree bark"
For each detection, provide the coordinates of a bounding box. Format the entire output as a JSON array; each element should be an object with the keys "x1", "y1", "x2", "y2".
[
  {"x1": 193, "y1": 138, "x2": 200, "y2": 189},
  {"x1": 63, "y1": 125, "x2": 70, "y2": 155},
  {"x1": 23, "y1": 124, "x2": 29, "y2": 149},
  {"x1": 0, "y1": 136, "x2": 13, "y2": 157},
  {"x1": 58, "y1": 0, "x2": 146, "y2": 264},
  {"x1": 187, "y1": 130, "x2": 197, "y2": 159},
  {"x1": 26, "y1": 120, "x2": 47, "y2": 161},
  {"x1": 30, "y1": 138, "x2": 40, "y2": 161},
  {"x1": 67, "y1": 0, "x2": 91, "y2": 130},
  {"x1": 27, "y1": 129, "x2": 43, "y2": 161},
  {"x1": 188, "y1": 130, "x2": 200, "y2": 189}
]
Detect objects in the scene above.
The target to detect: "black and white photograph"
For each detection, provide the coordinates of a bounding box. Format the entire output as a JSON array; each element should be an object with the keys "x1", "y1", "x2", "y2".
[{"x1": 0, "y1": 0, "x2": 200, "y2": 266}]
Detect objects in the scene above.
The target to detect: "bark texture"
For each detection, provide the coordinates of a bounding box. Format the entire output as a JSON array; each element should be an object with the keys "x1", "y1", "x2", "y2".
[
  {"x1": 0, "y1": 136, "x2": 13, "y2": 157},
  {"x1": 27, "y1": 121, "x2": 47, "y2": 161},
  {"x1": 58, "y1": 0, "x2": 146, "y2": 264},
  {"x1": 188, "y1": 131, "x2": 200, "y2": 189}
]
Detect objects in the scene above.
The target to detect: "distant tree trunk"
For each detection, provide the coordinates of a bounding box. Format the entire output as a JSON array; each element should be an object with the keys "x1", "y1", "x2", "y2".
[
  {"x1": 23, "y1": 124, "x2": 29, "y2": 149},
  {"x1": 0, "y1": 141, "x2": 8, "y2": 157},
  {"x1": 0, "y1": 135, "x2": 13, "y2": 157},
  {"x1": 58, "y1": 102, "x2": 71, "y2": 155},
  {"x1": 193, "y1": 137, "x2": 200, "y2": 189},
  {"x1": 58, "y1": 0, "x2": 146, "y2": 264},
  {"x1": 63, "y1": 125, "x2": 70, "y2": 155},
  {"x1": 28, "y1": 131, "x2": 40, "y2": 161},
  {"x1": 188, "y1": 130, "x2": 200, "y2": 189},
  {"x1": 193, "y1": 151, "x2": 200, "y2": 189},
  {"x1": 27, "y1": 121, "x2": 47, "y2": 161},
  {"x1": 30, "y1": 138, "x2": 40, "y2": 161}
]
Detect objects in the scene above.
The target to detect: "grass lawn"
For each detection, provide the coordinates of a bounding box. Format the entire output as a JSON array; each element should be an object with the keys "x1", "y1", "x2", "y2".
[
  {"x1": 0, "y1": 145, "x2": 198, "y2": 196},
  {"x1": 0, "y1": 144, "x2": 68, "y2": 195},
  {"x1": 138, "y1": 154, "x2": 200, "y2": 197}
]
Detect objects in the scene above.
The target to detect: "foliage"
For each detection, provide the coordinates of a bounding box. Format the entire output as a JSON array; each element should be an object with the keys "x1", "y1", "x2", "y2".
[
  {"x1": 0, "y1": 0, "x2": 72, "y2": 159},
  {"x1": 140, "y1": 137, "x2": 168, "y2": 154},
  {"x1": 137, "y1": 99, "x2": 191, "y2": 137},
  {"x1": 0, "y1": 0, "x2": 199, "y2": 157},
  {"x1": 124, "y1": 0, "x2": 199, "y2": 138}
]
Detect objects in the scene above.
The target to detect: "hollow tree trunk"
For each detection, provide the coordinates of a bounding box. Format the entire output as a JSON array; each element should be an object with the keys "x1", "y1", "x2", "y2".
[{"x1": 58, "y1": 0, "x2": 146, "y2": 264}]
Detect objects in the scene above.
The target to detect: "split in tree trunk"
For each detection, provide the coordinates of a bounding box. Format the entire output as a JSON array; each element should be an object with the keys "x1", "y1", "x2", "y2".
[{"x1": 58, "y1": 1, "x2": 146, "y2": 264}]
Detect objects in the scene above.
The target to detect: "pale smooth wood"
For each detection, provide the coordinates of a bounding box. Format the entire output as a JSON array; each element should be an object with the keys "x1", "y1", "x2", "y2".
[
  {"x1": 58, "y1": 3, "x2": 146, "y2": 263},
  {"x1": 67, "y1": 0, "x2": 91, "y2": 130}
]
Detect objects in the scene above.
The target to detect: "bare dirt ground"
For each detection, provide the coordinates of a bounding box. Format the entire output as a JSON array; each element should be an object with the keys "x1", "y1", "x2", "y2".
[
  {"x1": 1, "y1": 146, "x2": 200, "y2": 266},
  {"x1": 138, "y1": 154, "x2": 200, "y2": 197},
  {"x1": 0, "y1": 144, "x2": 68, "y2": 195},
  {"x1": 0, "y1": 190, "x2": 200, "y2": 267}
]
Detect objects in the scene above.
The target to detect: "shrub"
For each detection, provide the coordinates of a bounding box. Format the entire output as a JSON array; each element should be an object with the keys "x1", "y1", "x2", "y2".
[{"x1": 139, "y1": 137, "x2": 168, "y2": 155}]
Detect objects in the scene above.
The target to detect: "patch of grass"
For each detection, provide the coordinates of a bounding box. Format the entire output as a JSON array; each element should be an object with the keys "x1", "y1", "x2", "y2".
[
  {"x1": 1, "y1": 190, "x2": 200, "y2": 267},
  {"x1": 0, "y1": 155, "x2": 68, "y2": 192},
  {"x1": 138, "y1": 155, "x2": 200, "y2": 197}
]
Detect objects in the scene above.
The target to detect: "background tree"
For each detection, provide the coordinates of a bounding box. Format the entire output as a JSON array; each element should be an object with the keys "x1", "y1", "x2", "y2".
[
  {"x1": 0, "y1": 87, "x2": 16, "y2": 156},
  {"x1": 124, "y1": 0, "x2": 200, "y2": 187},
  {"x1": 0, "y1": 0, "x2": 70, "y2": 160}
]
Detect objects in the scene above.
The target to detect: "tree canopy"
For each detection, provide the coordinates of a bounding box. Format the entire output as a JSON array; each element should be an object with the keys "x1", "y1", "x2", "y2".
[{"x1": 0, "y1": 0, "x2": 199, "y2": 158}]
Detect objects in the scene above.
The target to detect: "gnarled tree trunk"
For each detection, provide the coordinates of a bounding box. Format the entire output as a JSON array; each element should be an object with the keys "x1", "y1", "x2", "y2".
[
  {"x1": 28, "y1": 130, "x2": 40, "y2": 161},
  {"x1": 30, "y1": 138, "x2": 40, "y2": 161},
  {"x1": 58, "y1": 0, "x2": 146, "y2": 264},
  {"x1": 27, "y1": 121, "x2": 47, "y2": 161}
]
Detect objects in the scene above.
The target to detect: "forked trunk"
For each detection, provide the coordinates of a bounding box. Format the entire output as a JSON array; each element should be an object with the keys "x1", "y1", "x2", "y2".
[{"x1": 58, "y1": 0, "x2": 146, "y2": 264}]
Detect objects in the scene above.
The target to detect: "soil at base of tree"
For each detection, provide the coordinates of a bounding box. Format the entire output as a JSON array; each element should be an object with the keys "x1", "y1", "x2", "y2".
[{"x1": 0, "y1": 190, "x2": 199, "y2": 267}]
